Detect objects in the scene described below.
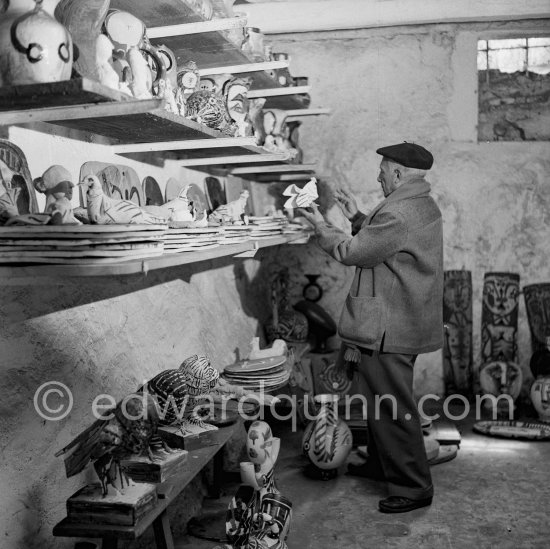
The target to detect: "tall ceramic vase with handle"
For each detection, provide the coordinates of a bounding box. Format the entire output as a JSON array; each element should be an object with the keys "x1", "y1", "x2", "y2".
[
  {"x1": 302, "y1": 394, "x2": 353, "y2": 480},
  {"x1": 0, "y1": 0, "x2": 73, "y2": 86}
]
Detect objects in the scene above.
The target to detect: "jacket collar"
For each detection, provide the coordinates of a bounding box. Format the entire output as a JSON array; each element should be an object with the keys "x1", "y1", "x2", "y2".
[{"x1": 367, "y1": 178, "x2": 431, "y2": 220}]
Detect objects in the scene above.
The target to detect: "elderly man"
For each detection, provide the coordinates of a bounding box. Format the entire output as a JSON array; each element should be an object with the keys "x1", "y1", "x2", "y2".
[{"x1": 300, "y1": 142, "x2": 443, "y2": 513}]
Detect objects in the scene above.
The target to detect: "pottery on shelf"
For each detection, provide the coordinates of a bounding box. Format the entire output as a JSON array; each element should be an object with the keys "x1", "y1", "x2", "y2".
[
  {"x1": 302, "y1": 394, "x2": 353, "y2": 479},
  {"x1": 241, "y1": 27, "x2": 265, "y2": 61},
  {"x1": 0, "y1": 0, "x2": 73, "y2": 86},
  {"x1": 175, "y1": 61, "x2": 200, "y2": 117},
  {"x1": 224, "y1": 76, "x2": 254, "y2": 137},
  {"x1": 208, "y1": 189, "x2": 249, "y2": 224}
]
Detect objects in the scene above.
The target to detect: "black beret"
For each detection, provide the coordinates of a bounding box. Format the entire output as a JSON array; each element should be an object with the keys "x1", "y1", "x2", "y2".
[{"x1": 376, "y1": 142, "x2": 433, "y2": 170}]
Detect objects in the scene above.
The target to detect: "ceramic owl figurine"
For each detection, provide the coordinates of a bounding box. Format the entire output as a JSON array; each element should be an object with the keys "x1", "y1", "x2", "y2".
[
  {"x1": 175, "y1": 60, "x2": 200, "y2": 117},
  {"x1": 185, "y1": 90, "x2": 234, "y2": 134}
]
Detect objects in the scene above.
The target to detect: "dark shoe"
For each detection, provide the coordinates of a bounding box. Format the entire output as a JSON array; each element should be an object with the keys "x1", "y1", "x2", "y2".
[
  {"x1": 378, "y1": 496, "x2": 432, "y2": 513},
  {"x1": 346, "y1": 462, "x2": 385, "y2": 481}
]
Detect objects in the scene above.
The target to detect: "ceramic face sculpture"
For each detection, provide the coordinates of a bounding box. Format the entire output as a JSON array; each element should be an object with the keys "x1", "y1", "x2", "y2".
[
  {"x1": 531, "y1": 377, "x2": 550, "y2": 423},
  {"x1": 302, "y1": 394, "x2": 352, "y2": 478},
  {"x1": 479, "y1": 361, "x2": 522, "y2": 415},
  {"x1": 175, "y1": 61, "x2": 200, "y2": 116},
  {"x1": 224, "y1": 77, "x2": 253, "y2": 137},
  {"x1": 523, "y1": 284, "x2": 550, "y2": 353},
  {"x1": 0, "y1": 0, "x2": 73, "y2": 86}
]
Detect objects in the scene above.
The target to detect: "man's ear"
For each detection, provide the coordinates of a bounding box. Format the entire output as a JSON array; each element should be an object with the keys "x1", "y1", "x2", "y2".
[{"x1": 33, "y1": 177, "x2": 47, "y2": 193}]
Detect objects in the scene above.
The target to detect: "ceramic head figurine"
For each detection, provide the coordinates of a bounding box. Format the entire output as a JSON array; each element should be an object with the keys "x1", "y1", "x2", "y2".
[
  {"x1": 95, "y1": 34, "x2": 120, "y2": 91},
  {"x1": 175, "y1": 60, "x2": 200, "y2": 116},
  {"x1": 208, "y1": 189, "x2": 249, "y2": 224},
  {"x1": 223, "y1": 76, "x2": 254, "y2": 137},
  {"x1": 0, "y1": 0, "x2": 73, "y2": 86},
  {"x1": 479, "y1": 360, "x2": 523, "y2": 416}
]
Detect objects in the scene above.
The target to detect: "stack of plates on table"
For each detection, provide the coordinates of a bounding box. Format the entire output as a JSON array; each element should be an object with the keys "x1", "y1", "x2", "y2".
[
  {"x1": 163, "y1": 227, "x2": 223, "y2": 253},
  {"x1": 220, "y1": 225, "x2": 251, "y2": 245},
  {"x1": 283, "y1": 222, "x2": 310, "y2": 234},
  {"x1": 0, "y1": 224, "x2": 166, "y2": 264},
  {"x1": 248, "y1": 216, "x2": 289, "y2": 239},
  {"x1": 222, "y1": 355, "x2": 290, "y2": 393}
]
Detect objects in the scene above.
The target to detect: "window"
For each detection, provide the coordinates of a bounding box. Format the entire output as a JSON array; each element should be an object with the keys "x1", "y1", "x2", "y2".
[{"x1": 477, "y1": 37, "x2": 550, "y2": 141}]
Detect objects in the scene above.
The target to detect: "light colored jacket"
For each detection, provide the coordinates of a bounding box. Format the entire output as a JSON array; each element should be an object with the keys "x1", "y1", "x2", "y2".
[{"x1": 315, "y1": 178, "x2": 443, "y2": 354}]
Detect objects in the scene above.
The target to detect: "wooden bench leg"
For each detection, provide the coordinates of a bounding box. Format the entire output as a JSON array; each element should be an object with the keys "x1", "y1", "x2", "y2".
[
  {"x1": 153, "y1": 509, "x2": 175, "y2": 549},
  {"x1": 208, "y1": 448, "x2": 224, "y2": 499},
  {"x1": 101, "y1": 538, "x2": 118, "y2": 549}
]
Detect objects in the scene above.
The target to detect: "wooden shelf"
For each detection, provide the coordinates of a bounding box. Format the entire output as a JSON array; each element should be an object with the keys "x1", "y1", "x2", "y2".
[{"x1": 0, "y1": 232, "x2": 310, "y2": 280}]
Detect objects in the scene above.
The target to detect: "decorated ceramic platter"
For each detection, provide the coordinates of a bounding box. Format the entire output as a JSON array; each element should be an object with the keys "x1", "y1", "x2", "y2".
[
  {"x1": 224, "y1": 356, "x2": 287, "y2": 374},
  {"x1": 473, "y1": 420, "x2": 550, "y2": 440}
]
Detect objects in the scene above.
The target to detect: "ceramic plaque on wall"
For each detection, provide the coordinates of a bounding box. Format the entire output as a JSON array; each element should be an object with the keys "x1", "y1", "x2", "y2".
[
  {"x1": 80, "y1": 162, "x2": 145, "y2": 208},
  {"x1": 523, "y1": 283, "x2": 550, "y2": 353},
  {"x1": 143, "y1": 176, "x2": 164, "y2": 206},
  {"x1": 0, "y1": 139, "x2": 38, "y2": 213},
  {"x1": 481, "y1": 272, "x2": 520, "y2": 364},
  {"x1": 443, "y1": 270, "x2": 473, "y2": 396}
]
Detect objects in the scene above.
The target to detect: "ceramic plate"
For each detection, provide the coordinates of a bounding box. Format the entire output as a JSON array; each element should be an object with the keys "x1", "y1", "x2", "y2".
[
  {"x1": 224, "y1": 356, "x2": 287, "y2": 374},
  {"x1": 0, "y1": 224, "x2": 166, "y2": 235},
  {"x1": 473, "y1": 420, "x2": 550, "y2": 440}
]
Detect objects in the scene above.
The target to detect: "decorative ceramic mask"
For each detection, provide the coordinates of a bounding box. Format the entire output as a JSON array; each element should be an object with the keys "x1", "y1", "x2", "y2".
[
  {"x1": 479, "y1": 360, "x2": 523, "y2": 416},
  {"x1": 531, "y1": 377, "x2": 550, "y2": 423},
  {"x1": 0, "y1": 0, "x2": 73, "y2": 86},
  {"x1": 224, "y1": 76, "x2": 253, "y2": 137},
  {"x1": 175, "y1": 60, "x2": 200, "y2": 116}
]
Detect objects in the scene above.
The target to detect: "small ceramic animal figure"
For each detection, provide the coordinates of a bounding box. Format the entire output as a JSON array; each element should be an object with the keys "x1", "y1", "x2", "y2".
[
  {"x1": 249, "y1": 97, "x2": 267, "y2": 146},
  {"x1": 95, "y1": 34, "x2": 120, "y2": 91},
  {"x1": 209, "y1": 190, "x2": 249, "y2": 224},
  {"x1": 185, "y1": 90, "x2": 234, "y2": 134},
  {"x1": 175, "y1": 61, "x2": 200, "y2": 117},
  {"x1": 55, "y1": 393, "x2": 163, "y2": 496},
  {"x1": 144, "y1": 185, "x2": 194, "y2": 224},
  {"x1": 33, "y1": 165, "x2": 81, "y2": 224},
  {"x1": 80, "y1": 175, "x2": 165, "y2": 225},
  {"x1": 145, "y1": 355, "x2": 220, "y2": 435},
  {"x1": 248, "y1": 338, "x2": 288, "y2": 360}
]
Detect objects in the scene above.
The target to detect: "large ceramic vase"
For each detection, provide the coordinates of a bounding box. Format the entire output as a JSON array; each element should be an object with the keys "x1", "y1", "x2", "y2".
[
  {"x1": 302, "y1": 394, "x2": 352, "y2": 480},
  {"x1": 531, "y1": 377, "x2": 550, "y2": 423},
  {"x1": 0, "y1": 0, "x2": 73, "y2": 86}
]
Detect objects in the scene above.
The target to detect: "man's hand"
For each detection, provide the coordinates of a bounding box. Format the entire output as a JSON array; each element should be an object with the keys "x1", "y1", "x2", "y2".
[
  {"x1": 297, "y1": 203, "x2": 325, "y2": 228},
  {"x1": 334, "y1": 187, "x2": 359, "y2": 220}
]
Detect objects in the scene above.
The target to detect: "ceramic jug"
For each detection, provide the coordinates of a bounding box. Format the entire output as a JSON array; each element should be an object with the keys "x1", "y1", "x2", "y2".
[
  {"x1": 0, "y1": 0, "x2": 73, "y2": 86},
  {"x1": 302, "y1": 394, "x2": 353, "y2": 478},
  {"x1": 531, "y1": 377, "x2": 550, "y2": 423}
]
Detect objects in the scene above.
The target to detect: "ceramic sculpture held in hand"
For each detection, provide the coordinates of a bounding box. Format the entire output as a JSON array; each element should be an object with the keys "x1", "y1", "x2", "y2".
[
  {"x1": 80, "y1": 175, "x2": 165, "y2": 224},
  {"x1": 283, "y1": 177, "x2": 318, "y2": 209},
  {"x1": 209, "y1": 189, "x2": 249, "y2": 224}
]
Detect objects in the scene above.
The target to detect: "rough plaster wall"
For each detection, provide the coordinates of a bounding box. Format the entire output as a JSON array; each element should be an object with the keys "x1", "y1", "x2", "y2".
[
  {"x1": 261, "y1": 20, "x2": 550, "y2": 398},
  {"x1": 0, "y1": 126, "x2": 276, "y2": 548}
]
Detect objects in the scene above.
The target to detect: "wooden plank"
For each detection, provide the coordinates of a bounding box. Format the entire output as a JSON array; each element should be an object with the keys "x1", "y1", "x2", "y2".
[
  {"x1": 0, "y1": 78, "x2": 128, "y2": 113},
  {"x1": 199, "y1": 60, "x2": 289, "y2": 76},
  {"x1": 112, "y1": 137, "x2": 257, "y2": 154},
  {"x1": 230, "y1": 163, "x2": 317, "y2": 175},
  {"x1": 50, "y1": 108, "x2": 223, "y2": 144},
  {"x1": 148, "y1": 16, "x2": 247, "y2": 39},
  {"x1": 0, "y1": 99, "x2": 162, "y2": 127},
  {"x1": 247, "y1": 86, "x2": 311, "y2": 99},
  {"x1": 243, "y1": 0, "x2": 550, "y2": 34},
  {"x1": 285, "y1": 108, "x2": 332, "y2": 117},
  {"x1": 180, "y1": 153, "x2": 289, "y2": 167},
  {"x1": 0, "y1": 233, "x2": 309, "y2": 280}
]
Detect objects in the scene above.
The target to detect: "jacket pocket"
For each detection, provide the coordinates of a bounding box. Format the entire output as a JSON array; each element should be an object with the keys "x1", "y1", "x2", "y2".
[{"x1": 338, "y1": 295, "x2": 385, "y2": 346}]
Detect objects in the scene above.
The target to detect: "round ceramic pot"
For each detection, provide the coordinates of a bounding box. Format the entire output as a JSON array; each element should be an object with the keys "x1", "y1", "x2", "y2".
[
  {"x1": 531, "y1": 376, "x2": 550, "y2": 423},
  {"x1": 302, "y1": 394, "x2": 353, "y2": 473},
  {"x1": 0, "y1": 0, "x2": 73, "y2": 86}
]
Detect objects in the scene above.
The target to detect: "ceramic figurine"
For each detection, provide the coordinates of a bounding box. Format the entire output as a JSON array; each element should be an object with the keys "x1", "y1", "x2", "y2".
[
  {"x1": 283, "y1": 178, "x2": 318, "y2": 209},
  {"x1": 55, "y1": 0, "x2": 110, "y2": 82},
  {"x1": 302, "y1": 394, "x2": 353, "y2": 480},
  {"x1": 249, "y1": 98, "x2": 267, "y2": 146},
  {"x1": 95, "y1": 34, "x2": 120, "y2": 91},
  {"x1": 242, "y1": 27, "x2": 265, "y2": 61},
  {"x1": 531, "y1": 376, "x2": 550, "y2": 423},
  {"x1": 263, "y1": 109, "x2": 297, "y2": 158},
  {"x1": 144, "y1": 185, "x2": 194, "y2": 224},
  {"x1": 175, "y1": 61, "x2": 200, "y2": 117},
  {"x1": 249, "y1": 338, "x2": 288, "y2": 361},
  {"x1": 32, "y1": 165, "x2": 81, "y2": 224},
  {"x1": 185, "y1": 90, "x2": 234, "y2": 134},
  {"x1": 0, "y1": 0, "x2": 73, "y2": 86},
  {"x1": 0, "y1": 186, "x2": 21, "y2": 224},
  {"x1": 479, "y1": 360, "x2": 523, "y2": 417},
  {"x1": 209, "y1": 190, "x2": 250, "y2": 224},
  {"x1": 55, "y1": 392, "x2": 164, "y2": 496},
  {"x1": 80, "y1": 175, "x2": 166, "y2": 225},
  {"x1": 249, "y1": 493, "x2": 292, "y2": 549},
  {"x1": 188, "y1": 0, "x2": 213, "y2": 20},
  {"x1": 524, "y1": 284, "x2": 550, "y2": 355},
  {"x1": 155, "y1": 44, "x2": 178, "y2": 114},
  {"x1": 224, "y1": 77, "x2": 254, "y2": 137},
  {"x1": 145, "y1": 355, "x2": 220, "y2": 435}
]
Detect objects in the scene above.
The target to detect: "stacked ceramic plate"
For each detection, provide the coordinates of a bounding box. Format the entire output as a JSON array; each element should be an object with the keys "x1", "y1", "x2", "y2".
[
  {"x1": 219, "y1": 225, "x2": 252, "y2": 245},
  {"x1": 222, "y1": 355, "x2": 290, "y2": 393},
  {"x1": 163, "y1": 226, "x2": 223, "y2": 253},
  {"x1": 248, "y1": 216, "x2": 289, "y2": 239},
  {"x1": 0, "y1": 224, "x2": 166, "y2": 264}
]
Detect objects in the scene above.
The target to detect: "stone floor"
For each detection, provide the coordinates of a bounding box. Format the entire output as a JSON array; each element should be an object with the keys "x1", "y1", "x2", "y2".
[{"x1": 177, "y1": 407, "x2": 550, "y2": 549}]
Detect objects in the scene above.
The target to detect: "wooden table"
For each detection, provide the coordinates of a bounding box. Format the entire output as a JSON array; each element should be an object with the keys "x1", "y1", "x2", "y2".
[{"x1": 53, "y1": 423, "x2": 239, "y2": 549}]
